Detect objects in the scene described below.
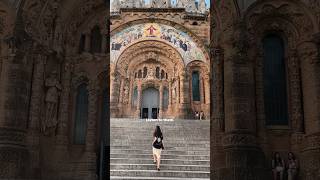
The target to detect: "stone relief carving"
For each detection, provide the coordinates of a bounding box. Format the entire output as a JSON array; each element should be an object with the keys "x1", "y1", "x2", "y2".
[
  {"x1": 42, "y1": 70, "x2": 62, "y2": 135},
  {"x1": 147, "y1": 66, "x2": 155, "y2": 79}
]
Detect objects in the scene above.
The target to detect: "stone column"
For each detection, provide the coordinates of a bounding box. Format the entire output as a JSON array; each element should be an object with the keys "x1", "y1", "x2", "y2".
[
  {"x1": 85, "y1": 33, "x2": 91, "y2": 52},
  {"x1": 56, "y1": 61, "x2": 72, "y2": 145},
  {"x1": 159, "y1": 85, "x2": 163, "y2": 118},
  {"x1": 287, "y1": 50, "x2": 304, "y2": 156},
  {"x1": 85, "y1": 80, "x2": 98, "y2": 180},
  {"x1": 168, "y1": 82, "x2": 172, "y2": 112},
  {"x1": 118, "y1": 78, "x2": 124, "y2": 106},
  {"x1": 54, "y1": 60, "x2": 73, "y2": 178},
  {"x1": 179, "y1": 72, "x2": 190, "y2": 118},
  {"x1": 216, "y1": 22, "x2": 267, "y2": 179},
  {"x1": 200, "y1": 75, "x2": 204, "y2": 105},
  {"x1": 204, "y1": 74, "x2": 210, "y2": 117},
  {"x1": 210, "y1": 47, "x2": 226, "y2": 180},
  {"x1": 101, "y1": 34, "x2": 106, "y2": 54},
  {"x1": 298, "y1": 41, "x2": 320, "y2": 179},
  {"x1": 26, "y1": 53, "x2": 45, "y2": 178},
  {"x1": 135, "y1": 82, "x2": 142, "y2": 118},
  {"x1": 110, "y1": 72, "x2": 119, "y2": 117},
  {"x1": 254, "y1": 49, "x2": 269, "y2": 157},
  {"x1": 0, "y1": 49, "x2": 32, "y2": 179},
  {"x1": 128, "y1": 78, "x2": 134, "y2": 110}
]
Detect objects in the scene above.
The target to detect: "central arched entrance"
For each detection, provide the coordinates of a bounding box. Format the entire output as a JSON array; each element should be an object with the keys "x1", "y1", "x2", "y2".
[{"x1": 141, "y1": 87, "x2": 159, "y2": 119}]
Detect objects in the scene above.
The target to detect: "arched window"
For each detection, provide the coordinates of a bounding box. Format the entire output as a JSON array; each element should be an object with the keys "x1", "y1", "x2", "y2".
[
  {"x1": 74, "y1": 83, "x2": 89, "y2": 144},
  {"x1": 138, "y1": 70, "x2": 142, "y2": 78},
  {"x1": 143, "y1": 67, "x2": 148, "y2": 78},
  {"x1": 90, "y1": 26, "x2": 102, "y2": 53},
  {"x1": 192, "y1": 71, "x2": 200, "y2": 101},
  {"x1": 156, "y1": 67, "x2": 160, "y2": 79},
  {"x1": 132, "y1": 86, "x2": 138, "y2": 106},
  {"x1": 79, "y1": 34, "x2": 86, "y2": 53},
  {"x1": 163, "y1": 87, "x2": 169, "y2": 109},
  {"x1": 263, "y1": 34, "x2": 288, "y2": 125},
  {"x1": 161, "y1": 70, "x2": 165, "y2": 79}
]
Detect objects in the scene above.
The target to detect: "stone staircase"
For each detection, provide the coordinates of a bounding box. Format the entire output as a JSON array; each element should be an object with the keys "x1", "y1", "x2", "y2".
[{"x1": 110, "y1": 118, "x2": 210, "y2": 180}]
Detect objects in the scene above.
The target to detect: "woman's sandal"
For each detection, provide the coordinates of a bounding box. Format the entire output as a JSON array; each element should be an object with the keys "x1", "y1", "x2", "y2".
[{"x1": 157, "y1": 168, "x2": 160, "y2": 171}]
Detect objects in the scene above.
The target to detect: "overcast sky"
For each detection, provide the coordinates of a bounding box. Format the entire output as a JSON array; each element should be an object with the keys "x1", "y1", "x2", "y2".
[{"x1": 111, "y1": 0, "x2": 211, "y2": 9}]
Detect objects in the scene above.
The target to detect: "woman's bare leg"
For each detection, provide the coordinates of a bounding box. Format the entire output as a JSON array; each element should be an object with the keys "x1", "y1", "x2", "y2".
[
  {"x1": 153, "y1": 154, "x2": 156, "y2": 162},
  {"x1": 157, "y1": 156, "x2": 161, "y2": 169}
]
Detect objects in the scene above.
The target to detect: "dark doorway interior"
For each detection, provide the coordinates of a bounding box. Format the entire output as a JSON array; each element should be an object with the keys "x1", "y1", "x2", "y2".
[
  {"x1": 152, "y1": 108, "x2": 158, "y2": 119},
  {"x1": 142, "y1": 108, "x2": 148, "y2": 119}
]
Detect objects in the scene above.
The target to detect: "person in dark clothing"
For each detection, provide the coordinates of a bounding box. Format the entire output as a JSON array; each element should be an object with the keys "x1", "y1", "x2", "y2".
[{"x1": 152, "y1": 125, "x2": 164, "y2": 171}]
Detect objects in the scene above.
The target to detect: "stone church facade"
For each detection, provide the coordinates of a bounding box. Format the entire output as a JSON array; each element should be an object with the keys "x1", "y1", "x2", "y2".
[
  {"x1": 0, "y1": 0, "x2": 319, "y2": 180},
  {"x1": 110, "y1": 1, "x2": 210, "y2": 119}
]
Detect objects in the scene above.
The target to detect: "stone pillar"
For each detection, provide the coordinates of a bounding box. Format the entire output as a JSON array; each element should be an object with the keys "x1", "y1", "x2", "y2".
[
  {"x1": 159, "y1": 85, "x2": 163, "y2": 118},
  {"x1": 254, "y1": 48, "x2": 269, "y2": 157},
  {"x1": 177, "y1": 77, "x2": 180, "y2": 104},
  {"x1": 26, "y1": 53, "x2": 45, "y2": 178},
  {"x1": 210, "y1": 47, "x2": 227, "y2": 180},
  {"x1": 200, "y1": 75, "x2": 204, "y2": 105},
  {"x1": 128, "y1": 78, "x2": 134, "y2": 110},
  {"x1": 135, "y1": 83, "x2": 142, "y2": 118},
  {"x1": 216, "y1": 22, "x2": 267, "y2": 179},
  {"x1": 287, "y1": 50, "x2": 305, "y2": 156},
  {"x1": 179, "y1": 72, "x2": 190, "y2": 118},
  {"x1": 0, "y1": 51, "x2": 32, "y2": 178},
  {"x1": 168, "y1": 81, "x2": 172, "y2": 112},
  {"x1": 53, "y1": 60, "x2": 73, "y2": 179},
  {"x1": 110, "y1": 72, "x2": 119, "y2": 117},
  {"x1": 298, "y1": 41, "x2": 320, "y2": 179},
  {"x1": 85, "y1": 33, "x2": 91, "y2": 52},
  {"x1": 118, "y1": 78, "x2": 124, "y2": 106},
  {"x1": 204, "y1": 74, "x2": 210, "y2": 118},
  {"x1": 85, "y1": 80, "x2": 98, "y2": 180},
  {"x1": 101, "y1": 34, "x2": 106, "y2": 54},
  {"x1": 56, "y1": 61, "x2": 72, "y2": 144}
]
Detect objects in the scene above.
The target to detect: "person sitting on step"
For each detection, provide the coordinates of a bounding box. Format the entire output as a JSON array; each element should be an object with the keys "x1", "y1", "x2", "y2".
[
  {"x1": 152, "y1": 125, "x2": 165, "y2": 171},
  {"x1": 272, "y1": 152, "x2": 285, "y2": 180},
  {"x1": 287, "y1": 152, "x2": 299, "y2": 180}
]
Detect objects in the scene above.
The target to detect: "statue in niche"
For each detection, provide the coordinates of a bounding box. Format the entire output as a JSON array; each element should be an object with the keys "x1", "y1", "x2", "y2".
[
  {"x1": 147, "y1": 66, "x2": 155, "y2": 79},
  {"x1": 42, "y1": 70, "x2": 62, "y2": 135},
  {"x1": 123, "y1": 81, "x2": 129, "y2": 104}
]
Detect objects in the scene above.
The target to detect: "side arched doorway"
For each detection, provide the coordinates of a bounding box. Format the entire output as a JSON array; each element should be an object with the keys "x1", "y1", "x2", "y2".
[{"x1": 141, "y1": 87, "x2": 159, "y2": 119}]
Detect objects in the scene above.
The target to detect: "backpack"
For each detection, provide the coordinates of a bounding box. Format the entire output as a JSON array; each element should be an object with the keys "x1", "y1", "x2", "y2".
[{"x1": 153, "y1": 135, "x2": 163, "y2": 149}]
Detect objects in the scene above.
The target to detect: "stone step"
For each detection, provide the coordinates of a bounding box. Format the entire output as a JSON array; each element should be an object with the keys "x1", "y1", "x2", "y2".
[
  {"x1": 110, "y1": 118, "x2": 210, "y2": 179},
  {"x1": 110, "y1": 170, "x2": 210, "y2": 178},
  {"x1": 110, "y1": 164, "x2": 210, "y2": 171},
  {"x1": 110, "y1": 143, "x2": 210, "y2": 148},
  {"x1": 110, "y1": 146, "x2": 209, "y2": 151},
  {"x1": 110, "y1": 176, "x2": 209, "y2": 180},
  {"x1": 110, "y1": 149, "x2": 210, "y2": 156},
  {"x1": 110, "y1": 158, "x2": 210, "y2": 166},
  {"x1": 110, "y1": 153, "x2": 210, "y2": 160}
]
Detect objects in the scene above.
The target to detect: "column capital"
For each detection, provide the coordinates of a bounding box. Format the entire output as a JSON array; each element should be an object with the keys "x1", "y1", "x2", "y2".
[{"x1": 297, "y1": 41, "x2": 319, "y2": 64}]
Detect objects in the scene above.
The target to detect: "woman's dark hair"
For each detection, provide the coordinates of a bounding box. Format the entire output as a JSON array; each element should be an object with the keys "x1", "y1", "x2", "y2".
[
  {"x1": 153, "y1": 125, "x2": 162, "y2": 137},
  {"x1": 273, "y1": 152, "x2": 283, "y2": 165},
  {"x1": 288, "y1": 152, "x2": 295, "y2": 160}
]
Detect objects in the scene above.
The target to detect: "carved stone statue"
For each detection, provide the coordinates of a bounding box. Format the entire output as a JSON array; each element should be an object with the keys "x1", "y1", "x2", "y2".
[
  {"x1": 147, "y1": 66, "x2": 155, "y2": 79},
  {"x1": 42, "y1": 71, "x2": 62, "y2": 135},
  {"x1": 150, "y1": 0, "x2": 170, "y2": 8},
  {"x1": 198, "y1": 0, "x2": 206, "y2": 13}
]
